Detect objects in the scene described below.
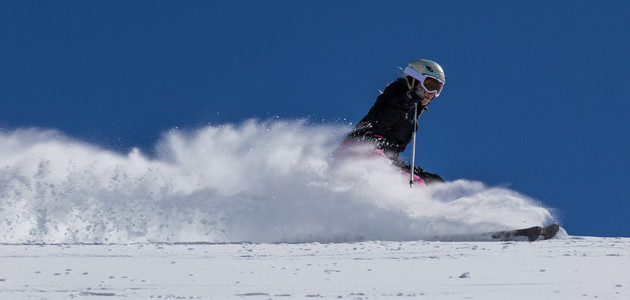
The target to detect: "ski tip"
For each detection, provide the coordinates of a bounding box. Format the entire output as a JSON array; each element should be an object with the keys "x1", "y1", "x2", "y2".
[{"x1": 541, "y1": 222, "x2": 560, "y2": 240}]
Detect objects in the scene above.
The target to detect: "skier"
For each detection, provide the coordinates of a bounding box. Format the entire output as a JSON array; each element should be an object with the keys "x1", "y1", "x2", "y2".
[{"x1": 339, "y1": 59, "x2": 445, "y2": 185}]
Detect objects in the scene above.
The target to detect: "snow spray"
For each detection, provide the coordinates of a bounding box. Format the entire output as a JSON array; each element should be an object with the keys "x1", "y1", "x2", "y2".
[{"x1": 0, "y1": 120, "x2": 554, "y2": 244}]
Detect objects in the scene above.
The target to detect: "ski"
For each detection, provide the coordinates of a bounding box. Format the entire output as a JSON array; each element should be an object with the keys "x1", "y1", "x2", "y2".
[
  {"x1": 434, "y1": 223, "x2": 560, "y2": 242},
  {"x1": 541, "y1": 222, "x2": 561, "y2": 240},
  {"x1": 490, "y1": 222, "x2": 560, "y2": 241}
]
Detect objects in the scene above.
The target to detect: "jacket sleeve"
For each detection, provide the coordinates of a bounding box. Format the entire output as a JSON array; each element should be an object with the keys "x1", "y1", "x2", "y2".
[{"x1": 370, "y1": 83, "x2": 418, "y2": 132}]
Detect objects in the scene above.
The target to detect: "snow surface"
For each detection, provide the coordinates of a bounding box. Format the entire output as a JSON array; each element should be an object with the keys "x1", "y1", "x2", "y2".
[
  {"x1": 2, "y1": 120, "x2": 624, "y2": 299},
  {"x1": 0, "y1": 237, "x2": 629, "y2": 299}
]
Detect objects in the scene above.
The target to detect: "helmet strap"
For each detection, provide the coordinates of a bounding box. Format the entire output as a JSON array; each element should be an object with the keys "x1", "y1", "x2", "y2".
[{"x1": 404, "y1": 76, "x2": 416, "y2": 90}]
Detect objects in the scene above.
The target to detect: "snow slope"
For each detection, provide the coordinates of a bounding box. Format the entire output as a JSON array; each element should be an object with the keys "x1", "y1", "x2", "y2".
[
  {"x1": 3, "y1": 120, "x2": 620, "y2": 299},
  {"x1": 0, "y1": 237, "x2": 628, "y2": 299}
]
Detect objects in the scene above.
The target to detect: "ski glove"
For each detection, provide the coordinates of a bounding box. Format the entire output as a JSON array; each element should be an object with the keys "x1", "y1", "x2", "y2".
[{"x1": 407, "y1": 86, "x2": 425, "y2": 102}]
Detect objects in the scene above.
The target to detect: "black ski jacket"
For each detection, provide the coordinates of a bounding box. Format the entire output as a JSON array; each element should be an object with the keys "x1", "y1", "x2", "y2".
[
  {"x1": 345, "y1": 78, "x2": 425, "y2": 165},
  {"x1": 343, "y1": 77, "x2": 445, "y2": 184}
]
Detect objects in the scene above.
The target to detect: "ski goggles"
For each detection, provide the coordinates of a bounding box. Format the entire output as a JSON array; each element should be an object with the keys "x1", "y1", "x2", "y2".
[{"x1": 404, "y1": 67, "x2": 444, "y2": 97}]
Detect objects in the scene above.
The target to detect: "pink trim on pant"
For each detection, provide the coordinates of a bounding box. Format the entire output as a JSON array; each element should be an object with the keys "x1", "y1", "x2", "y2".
[{"x1": 336, "y1": 139, "x2": 425, "y2": 187}]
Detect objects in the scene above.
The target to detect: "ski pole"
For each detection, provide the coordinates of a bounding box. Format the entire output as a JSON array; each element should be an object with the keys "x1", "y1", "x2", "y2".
[{"x1": 409, "y1": 101, "x2": 418, "y2": 188}]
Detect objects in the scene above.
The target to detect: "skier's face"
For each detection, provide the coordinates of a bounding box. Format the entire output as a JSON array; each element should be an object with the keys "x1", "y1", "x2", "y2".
[
  {"x1": 417, "y1": 76, "x2": 441, "y2": 105},
  {"x1": 421, "y1": 91, "x2": 436, "y2": 106}
]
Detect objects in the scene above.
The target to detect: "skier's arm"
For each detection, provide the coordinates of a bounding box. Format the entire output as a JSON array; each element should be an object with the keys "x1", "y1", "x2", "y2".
[{"x1": 370, "y1": 90, "x2": 418, "y2": 132}]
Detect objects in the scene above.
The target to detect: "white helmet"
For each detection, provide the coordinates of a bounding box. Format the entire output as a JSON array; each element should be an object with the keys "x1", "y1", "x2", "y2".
[{"x1": 403, "y1": 59, "x2": 445, "y2": 97}]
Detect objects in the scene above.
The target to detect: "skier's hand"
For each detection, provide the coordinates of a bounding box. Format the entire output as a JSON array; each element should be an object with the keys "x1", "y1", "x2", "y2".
[{"x1": 407, "y1": 86, "x2": 425, "y2": 102}]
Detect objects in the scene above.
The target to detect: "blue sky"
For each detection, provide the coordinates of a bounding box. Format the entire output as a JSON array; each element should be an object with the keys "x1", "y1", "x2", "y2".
[{"x1": 2, "y1": 1, "x2": 629, "y2": 237}]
